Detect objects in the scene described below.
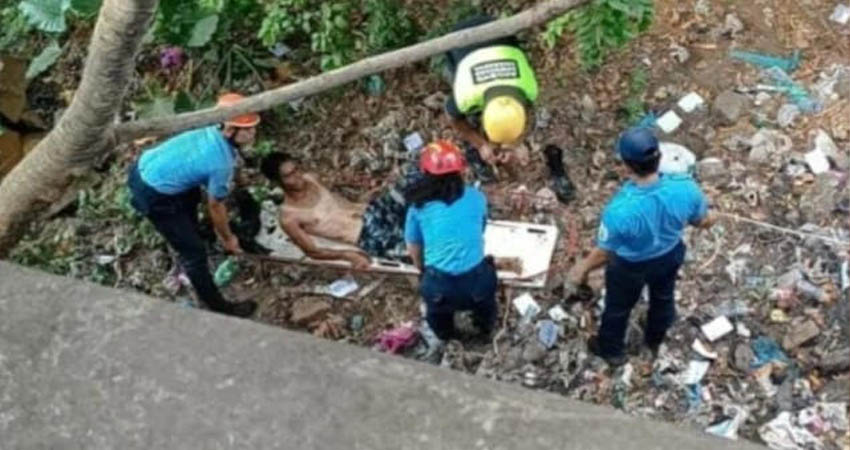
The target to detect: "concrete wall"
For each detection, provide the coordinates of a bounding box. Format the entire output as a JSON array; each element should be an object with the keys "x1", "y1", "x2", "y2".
[{"x1": 0, "y1": 262, "x2": 762, "y2": 449}]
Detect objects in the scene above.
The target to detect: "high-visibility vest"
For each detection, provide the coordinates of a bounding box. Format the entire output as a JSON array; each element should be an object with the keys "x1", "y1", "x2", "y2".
[{"x1": 452, "y1": 45, "x2": 539, "y2": 114}]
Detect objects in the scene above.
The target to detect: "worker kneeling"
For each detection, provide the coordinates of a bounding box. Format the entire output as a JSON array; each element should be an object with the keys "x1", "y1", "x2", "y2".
[{"x1": 404, "y1": 140, "x2": 497, "y2": 342}]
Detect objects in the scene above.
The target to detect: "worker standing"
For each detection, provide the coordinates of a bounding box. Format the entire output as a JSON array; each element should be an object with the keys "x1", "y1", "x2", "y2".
[
  {"x1": 127, "y1": 93, "x2": 259, "y2": 317},
  {"x1": 567, "y1": 128, "x2": 715, "y2": 366},
  {"x1": 442, "y1": 14, "x2": 573, "y2": 202},
  {"x1": 404, "y1": 140, "x2": 497, "y2": 343}
]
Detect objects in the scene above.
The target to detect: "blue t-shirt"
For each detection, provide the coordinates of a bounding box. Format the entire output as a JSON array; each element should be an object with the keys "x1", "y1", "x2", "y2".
[
  {"x1": 597, "y1": 174, "x2": 708, "y2": 262},
  {"x1": 138, "y1": 126, "x2": 236, "y2": 200},
  {"x1": 404, "y1": 186, "x2": 488, "y2": 275}
]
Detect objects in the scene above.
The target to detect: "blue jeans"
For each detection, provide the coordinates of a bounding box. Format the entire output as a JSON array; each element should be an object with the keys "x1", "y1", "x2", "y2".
[
  {"x1": 127, "y1": 164, "x2": 229, "y2": 311},
  {"x1": 420, "y1": 258, "x2": 498, "y2": 340},
  {"x1": 598, "y1": 242, "x2": 686, "y2": 358}
]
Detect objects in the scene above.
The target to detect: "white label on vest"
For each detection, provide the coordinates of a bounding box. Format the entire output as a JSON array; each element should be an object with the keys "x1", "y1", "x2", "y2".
[{"x1": 471, "y1": 59, "x2": 519, "y2": 84}]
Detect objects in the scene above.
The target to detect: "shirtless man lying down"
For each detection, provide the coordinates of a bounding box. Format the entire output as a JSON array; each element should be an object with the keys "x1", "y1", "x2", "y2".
[{"x1": 260, "y1": 152, "x2": 420, "y2": 270}]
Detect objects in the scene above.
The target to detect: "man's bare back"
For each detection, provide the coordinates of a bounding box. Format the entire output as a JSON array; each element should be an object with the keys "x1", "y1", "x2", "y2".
[{"x1": 279, "y1": 174, "x2": 366, "y2": 245}]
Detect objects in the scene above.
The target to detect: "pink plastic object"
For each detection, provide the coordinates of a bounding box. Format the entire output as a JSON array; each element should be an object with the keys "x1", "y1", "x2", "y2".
[{"x1": 375, "y1": 322, "x2": 419, "y2": 354}]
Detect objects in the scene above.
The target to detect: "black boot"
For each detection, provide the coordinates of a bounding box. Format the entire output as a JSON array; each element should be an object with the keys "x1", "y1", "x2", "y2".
[
  {"x1": 543, "y1": 144, "x2": 575, "y2": 204},
  {"x1": 210, "y1": 300, "x2": 258, "y2": 318},
  {"x1": 463, "y1": 143, "x2": 496, "y2": 184}
]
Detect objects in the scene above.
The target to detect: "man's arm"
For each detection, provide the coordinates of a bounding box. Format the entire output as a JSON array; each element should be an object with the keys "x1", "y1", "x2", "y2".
[
  {"x1": 407, "y1": 243, "x2": 423, "y2": 271},
  {"x1": 444, "y1": 107, "x2": 495, "y2": 164},
  {"x1": 208, "y1": 197, "x2": 242, "y2": 254},
  {"x1": 567, "y1": 247, "x2": 610, "y2": 285},
  {"x1": 693, "y1": 211, "x2": 717, "y2": 229},
  {"x1": 280, "y1": 215, "x2": 370, "y2": 269}
]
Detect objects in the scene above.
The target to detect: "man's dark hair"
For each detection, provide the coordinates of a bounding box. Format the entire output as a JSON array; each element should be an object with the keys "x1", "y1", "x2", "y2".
[
  {"x1": 624, "y1": 153, "x2": 660, "y2": 177},
  {"x1": 260, "y1": 152, "x2": 293, "y2": 183},
  {"x1": 404, "y1": 173, "x2": 465, "y2": 208}
]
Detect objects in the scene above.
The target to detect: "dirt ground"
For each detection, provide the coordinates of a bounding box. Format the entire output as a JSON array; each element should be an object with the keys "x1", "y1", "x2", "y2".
[{"x1": 9, "y1": 0, "x2": 850, "y2": 448}]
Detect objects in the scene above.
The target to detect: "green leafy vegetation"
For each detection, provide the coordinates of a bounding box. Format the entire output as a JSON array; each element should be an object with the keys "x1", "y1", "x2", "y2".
[
  {"x1": 543, "y1": 0, "x2": 654, "y2": 70},
  {"x1": 363, "y1": 0, "x2": 417, "y2": 54},
  {"x1": 621, "y1": 66, "x2": 648, "y2": 124}
]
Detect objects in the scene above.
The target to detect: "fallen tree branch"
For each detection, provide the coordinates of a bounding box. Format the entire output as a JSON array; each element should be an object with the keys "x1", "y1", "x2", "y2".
[{"x1": 112, "y1": 0, "x2": 590, "y2": 143}]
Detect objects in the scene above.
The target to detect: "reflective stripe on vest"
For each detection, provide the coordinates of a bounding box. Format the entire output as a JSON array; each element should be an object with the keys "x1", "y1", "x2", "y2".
[{"x1": 452, "y1": 45, "x2": 538, "y2": 114}]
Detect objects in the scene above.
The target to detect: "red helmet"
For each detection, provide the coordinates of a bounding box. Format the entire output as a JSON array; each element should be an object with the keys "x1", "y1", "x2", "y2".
[{"x1": 419, "y1": 140, "x2": 466, "y2": 175}]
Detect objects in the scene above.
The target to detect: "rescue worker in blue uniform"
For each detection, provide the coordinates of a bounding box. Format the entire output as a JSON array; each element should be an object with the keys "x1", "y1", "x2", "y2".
[
  {"x1": 567, "y1": 127, "x2": 716, "y2": 366},
  {"x1": 127, "y1": 93, "x2": 259, "y2": 317}
]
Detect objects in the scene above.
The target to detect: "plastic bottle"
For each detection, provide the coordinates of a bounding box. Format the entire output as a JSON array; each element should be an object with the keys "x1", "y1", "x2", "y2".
[{"x1": 214, "y1": 257, "x2": 239, "y2": 287}]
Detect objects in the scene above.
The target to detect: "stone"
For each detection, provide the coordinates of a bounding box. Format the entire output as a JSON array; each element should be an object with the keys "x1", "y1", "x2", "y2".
[
  {"x1": 422, "y1": 92, "x2": 446, "y2": 111},
  {"x1": 836, "y1": 69, "x2": 850, "y2": 99},
  {"x1": 817, "y1": 349, "x2": 850, "y2": 375},
  {"x1": 522, "y1": 341, "x2": 548, "y2": 363},
  {"x1": 697, "y1": 158, "x2": 730, "y2": 185},
  {"x1": 777, "y1": 104, "x2": 800, "y2": 128},
  {"x1": 782, "y1": 320, "x2": 820, "y2": 350},
  {"x1": 812, "y1": 128, "x2": 848, "y2": 171},
  {"x1": 290, "y1": 298, "x2": 331, "y2": 326},
  {"x1": 820, "y1": 376, "x2": 850, "y2": 403},
  {"x1": 732, "y1": 343, "x2": 755, "y2": 372},
  {"x1": 748, "y1": 129, "x2": 792, "y2": 166},
  {"x1": 722, "y1": 13, "x2": 745, "y2": 36},
  {"x1": 579, "y1": 94, "x2": 597, "y2": 122},
  {"x1": 714, "y1": 90, "x2": 750, "y2": 125},
  {"x1": 775, "y1": 377, "x2": 794, "y2": 411},
  {"x1": 800, "y1": 174, "x2": 840, "y2": 222}
]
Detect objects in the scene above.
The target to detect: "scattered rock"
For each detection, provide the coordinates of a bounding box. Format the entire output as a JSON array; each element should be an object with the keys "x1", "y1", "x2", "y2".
[
  {"x1": 776, "y1": 376, "x2": 794, "y2": 411},
  {"x1": 748, "y1": 129, "x2": 792, "y2": 165},
  {"x1": 732, "y1": 342, "x2": 755, "y2": 372},
  {"x1": 669, "y1": 43, "x2": 690, "y2": 64},
  {"x1": 722, "y1": 13, "x2": 745, "y2": 37},
  {"x1": 820, "y1": 376, "x2": 850, "y2": 403},
  {"x1": 836, "y1": 69, "x2": 850, "y2": 99},
  {"x1": 723, "y1": 134, "x2": 750, "y2": 152},
  {"x1": 782, "y1": 320, "x2": 820, "y2": 351},
  {"x1": 800, "y1": 174, "x2": 841, "y2": 221},
  {"x1": 579, "y1": 94, "x2": 597, "y2": 122},
  {"x1": 811, "y1": 129, "x2": 847, "y2": 170},
  {"x1": 422, "y1": 92, "x2": 446, "y2": 111},
  {"x1": 290, "y1": 298, "x2": 331, "y2": 326},
  {"x1": 522, "y1": 341, "x2": 547, "y2": 363},
  {"x1": 697, "y1": 157, "x2": 730, "y2": 185},
  {"x1": 776, "y1": 104, "x2": 800, "y2": 128},
  {"x1": 817, "y1": 349, "x2": 850, "y2": 375},
  {"x1": 535, "y1": 107, "x2": 552, "y2": 129},
  {"x1": 714, "y1": 90, "x2": 750, "y2": 125}
]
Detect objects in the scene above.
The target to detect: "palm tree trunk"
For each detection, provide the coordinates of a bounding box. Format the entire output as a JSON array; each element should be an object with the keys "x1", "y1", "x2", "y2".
[{"x1": 0, "y1": 0, "x2": 158, "y2": 256}]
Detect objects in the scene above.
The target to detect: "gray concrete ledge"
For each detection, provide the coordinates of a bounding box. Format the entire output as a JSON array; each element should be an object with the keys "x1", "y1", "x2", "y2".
[{"x1": 0, "y1": 262, "x2": 762, "y2": 449}]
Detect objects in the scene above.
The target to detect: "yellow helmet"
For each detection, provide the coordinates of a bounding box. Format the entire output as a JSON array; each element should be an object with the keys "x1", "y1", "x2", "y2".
[{"x1": 482, "y1": 95, "x2": 526, "y2": 144}]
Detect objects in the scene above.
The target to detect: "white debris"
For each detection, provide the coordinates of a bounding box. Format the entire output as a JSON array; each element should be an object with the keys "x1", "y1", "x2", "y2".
[
  {"x1": 759, "y1": 411, "x2": 823, "y2": 450},
  {"x1": 677, "y1": 92, "x2": 705, "y2": 113},
  {"x1": 681, "y1": 360, "x2": 711, "y2": 385},
  {"x1": 805, "y1": 147, "x2": 831, "y2": 174},
  {"x1": 657, "y1": 110, "x2": 683, "y2": 133},
  {"x1": 512, "y1": 293, "x2": 540, "y2": 318},
  {"x1": 658, "y1": 142, "x2": 696, "y2": 175},
  {"x1": 701, "y1": 316, "x2": 734, "y2": 342},
  {"x1": 328, "y1": 277, "x2": 359, "y2": 298},
  {"x1": 830, "y1": 4, "x2": 850, "y2": 25},
  {"x1": 692, "y1": 339, "x2": 718, "y2": 359},
  {"x1": 706, "y1": 405, "x2": 748, "y2": 440},
  {"x1": 548, "y1": 305, "x2": 569, "y2": 322},
  {"x1": 403, "y1": 132, "x2": 425, "y2": 152},
  {"x1": 736, "y1": 322, "x2": 752, "y2": 338}
]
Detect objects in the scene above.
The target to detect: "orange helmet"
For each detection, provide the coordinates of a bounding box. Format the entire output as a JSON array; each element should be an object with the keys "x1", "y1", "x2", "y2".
[
  {"x1": 217, "y1": 93, "x2": 260, "y2": 128},
  {"x1": 419, "y1": 140, "x2": 466, "y2": 175}
]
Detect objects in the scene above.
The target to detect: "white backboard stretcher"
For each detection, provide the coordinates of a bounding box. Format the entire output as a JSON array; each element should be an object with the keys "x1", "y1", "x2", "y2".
[{"x1": 255, "y1": 202, "x2": 558, "y2": 289}]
